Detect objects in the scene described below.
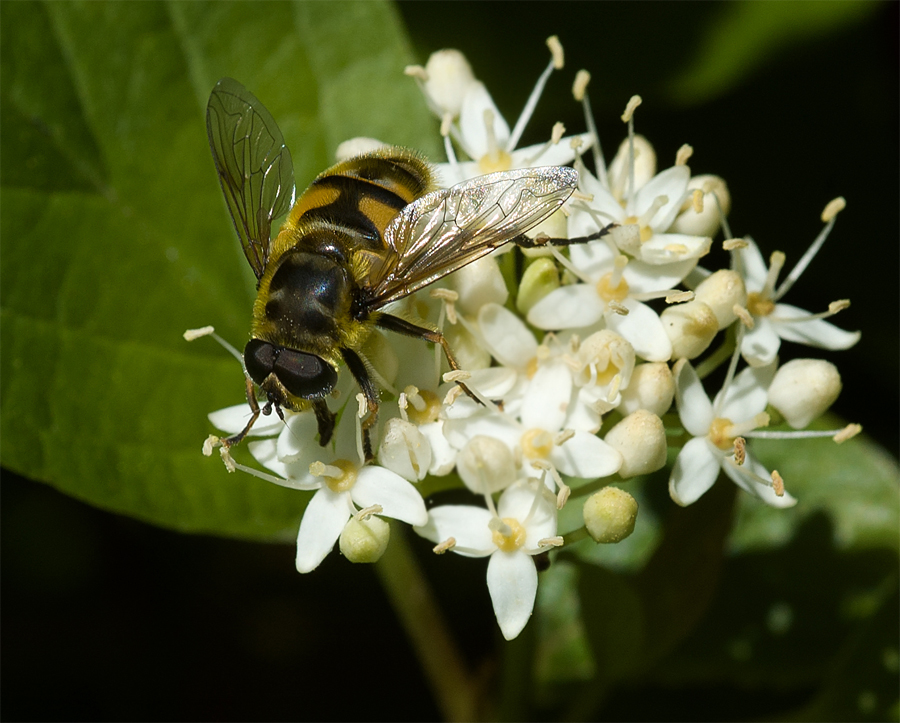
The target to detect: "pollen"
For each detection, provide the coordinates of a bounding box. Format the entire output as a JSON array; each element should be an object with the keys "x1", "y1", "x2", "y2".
[
  {"x1": 596, "y1": 272, "x2": 630, "y2": 302},
  {"x1": 492, "y1": 517, "x2": 527, "y2": 552},
  {"x1": 313, "y1": 458, "x2": 358, "y2": 493},
  {"x1": 572, "y1": 69, "x2": 590, "y2": 101},
  {"x1": 525, "y1": 355, "x2": 540, "y2": 379},
  {"x1": 521, "y1": 428, "x2": 554, "y2": 460},
  {"x1": 746, "y1": 291, "x2": 775, "y2": 317}
]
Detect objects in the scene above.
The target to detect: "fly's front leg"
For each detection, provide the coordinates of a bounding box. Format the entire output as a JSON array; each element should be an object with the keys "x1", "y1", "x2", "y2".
[{"x1": 223, "y1": 374, "x2": 262, "y2": 448}]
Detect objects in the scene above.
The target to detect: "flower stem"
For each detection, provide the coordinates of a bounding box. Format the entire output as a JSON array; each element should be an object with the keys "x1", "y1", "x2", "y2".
[{"x1": 375, "y1": 524, "x2": 478, "y2": 722}]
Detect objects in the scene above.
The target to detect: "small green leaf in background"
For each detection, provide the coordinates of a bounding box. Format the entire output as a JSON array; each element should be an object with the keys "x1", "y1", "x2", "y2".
[
  {"x1": 0, "y1": 0, "x2": 439, "y2": 540},
  {"x1": 666, "y1": 0, "x2": 879, "y2": 105}
]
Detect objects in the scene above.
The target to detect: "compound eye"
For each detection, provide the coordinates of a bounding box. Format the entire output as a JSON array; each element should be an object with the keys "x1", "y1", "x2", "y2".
[
  {"x1": 244, "y1": 338, "x2": 277, "y2": 386},
  {"x1": 274, "y1": 349, "x2": 337, "y2": 400}
]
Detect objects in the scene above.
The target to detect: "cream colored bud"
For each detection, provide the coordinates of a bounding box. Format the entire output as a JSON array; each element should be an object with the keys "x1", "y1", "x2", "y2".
[
  {"x1": 423, "y1": 49, "x2": 476, "y2": 118},
  {"x1": 604, "y1": 410, "x2": 667, "y2": 478},
  {"x1": 694, "y1": 269, "x2": 747, "y2": 329},
  {"x1": 583, "y1": 487, "x2": 638, "y2": 543},
  {"x1": 608, "y1": 135, "x2": 657, "y2": 195},
  {"x1": 335, "y1": 137, "x2": 388, "y2": 161},
  {"x1": 452, "y1": 255, "x2": 508, "y2": 315},
  {"x1": 457, "y1": 436, "x2": 516, "y2": 494},
  {"x1": 523, "y1": 208, "x2": 568, "y2": 256},
  {"x1": 516, "y1": 257, "x2": 560, "y2": 315},
  {"x1": 661, "y1": 300, "x2": 719, "y2": 359},
  {"x1": 573, "y1": 330, "x2": 635, "y2": 390},
  {"x1": 768, "y1": 359, "x2": 842, "y2": 429},
  {"x1": 378, "y1": 418, "x2": 432, "y2": 482},
  {"x1": 618, "y1": 362, "x2": 675, "y2": 416},
  {"x1": 340, "y1": 516, "x2": 390, "y2": 563},
  {"x1": 670, "y1": 175, "x2": 731, "y2": 237}
]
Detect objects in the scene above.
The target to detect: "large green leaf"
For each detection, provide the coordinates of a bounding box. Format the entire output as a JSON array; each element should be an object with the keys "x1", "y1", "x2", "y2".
[{"x1": 1, "y1": 1, "x2": 439, "y2": 539}]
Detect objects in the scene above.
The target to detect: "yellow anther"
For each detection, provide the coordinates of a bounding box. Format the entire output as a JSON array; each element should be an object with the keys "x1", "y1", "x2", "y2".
[
  {"x1": 821, "y1": 196, "x2": 846, "y2": 223},
  {"x1": 546, "y1": 35, "x2": 564, "y2": 69},
  {"x1": 404, "y1": 64, "x2": 428, "y2": 80},
  {"x1": 834, "y1": 423, "x2": 862, "y2": 443},
  {"x1": 691, "y1": 188, "x2": 704, "y2": 213},
  {"x1": 433, "y1": 537, "x2": 456, "y2": 554},
  {"x1": 675, "y1": 144, "x2": 694, "y2": 166},
  {"x1": 771, "y1": 470, "x2": 785, "y2": 497},
  {"x1": 621, "y1": 95, "x2": 642, "y2": 123},
  {"x1": 723, "y1": 238, "x2": 748, "y2": 251},
  {"x1": 573, "y1": 69, "x2": 590, "y2": 101}
]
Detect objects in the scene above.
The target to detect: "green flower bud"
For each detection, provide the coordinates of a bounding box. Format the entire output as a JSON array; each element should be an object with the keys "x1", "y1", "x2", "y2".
[
  {"x1": 583, "y1": 487, "x2": 638, "y2": 543},
  {"x1": 516, "y1": 257, "x2": 559, "y2": 315},
  {"x1": 340, "y1": 516, "x2": 391, "y2": 563}
]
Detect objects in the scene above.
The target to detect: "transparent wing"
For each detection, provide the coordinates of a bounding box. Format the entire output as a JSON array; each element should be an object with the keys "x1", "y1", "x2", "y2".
[
  {"x1": 363, "y1": 166, "x2": 577, "y2": 308},
  {"x1": 206, "y1": 77, "x2": 295, "y2": 279}
]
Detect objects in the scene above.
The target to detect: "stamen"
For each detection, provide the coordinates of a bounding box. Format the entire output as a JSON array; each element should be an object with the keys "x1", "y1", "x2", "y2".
[
  {"x1": 692, "y1": 188, "x2": 704, "y2": 213},
  {"x1": 622, "y1": 95, "x2": 641, "y2": 201},
  {"x1": 607, "y1": 301, "x2": 629, "y2": 316},
  {"x1": 733, "y1": 304, "x2": 754, "y2": 328},
  {"x1": 821, "y1": 196, "x2": 846, "y2": 223},
  {"x1": 184, "y1": 326, "x2": 244, "y2": 364},
  {"x1": 433, "y1": 538, "x2": 457, "y2": 554},
  {"x1": 356, "y1": 392, "x2": 368, "y2": 419},
  {"x1": 443, "y1": 385, "x2": 463, "y2": 406},
  {"x1": 398, "y1": 392, "x2": 409, "y2": 422},
  {"x1": 763, "y1": 251, "x2": 786, "y2": 297},
  {"x1": 522, "y1": 122, "x2": 567, "y2": 165},
  {"x1": 572, "y1": 69, "x2": 590, "y2": 101},
  {"x1": 773, "y1": 299, "x2": 850, "y2": 323},
  {"x1": 557, "y1": 482, "x2": 571, "y2": 510},
  {"x1": 733, "y1": 436, "x2": 747, "y2": 465},
  {"x1": 430, "y1": 287, "x2": 459, "y2": 324},
  {"x1": 577, "y1": 76, "x2": 608, "y2": 188},
  {"x1": 183, "y1": 325, "x2": 215, "y2": 341},
  {"x1": 443, "y1": 369, "x2": 471, "y2": 384},
  {"x1": 355, "y1": 504, "x2": 383, "y2": 521},
  {"x1": 637, "y1": 194, "x2": 669, "y2": 227},
  {"x1": 219, "y1": 446, "x2": 237, "y2": 473},
  {"x1": 834, "y1": 423, "x2": 862, "y2": 443},
  {"x1": 611, "y1": 253, "x2": 628, "y2": 287},
  {"x1": 723, "y1": 238, "x2": 747, "y2": 251},
  {"x1": 771, "y1": 470, "x2": 785, "y2": 497},
  {"x1": 621, "y1": 94, "x2": 642, "y2": 123},
  {"x1": 538, "y1": 536, "x2": 564, "y2": 548},
  {"x1": 310, "y1": 461, "x2": 345, "y2": 479},
  {"x1": 404, "y1": 65, "x2": 428, "y2": 81},
  {"x1": 507, "y1": 39, "x2": 560, "y2": 151},
  {"x1": 775, "y1": 201, "x2": 844, "y2": 301},
  {"x1": 202, "y1": 435, "x2": 220, "y2": 457},
  {"x1": 554, "y1": 429, "x2": 575, "y2": 445},
  {"x1": 675, "y1": 144, "x2": 694, "y2": 166},
  {"x1": 546, "y1": 35, "x2": 564, "y2": 69},
  {"x1": 571, "y1": 189, "x2": 594, "y2": 203},
  {"x1": 713, "y1": 193, "x2": 734, "y2": 240},
  {"x1": 665, "y1": 290, "x2": 694, "y2": 304}
]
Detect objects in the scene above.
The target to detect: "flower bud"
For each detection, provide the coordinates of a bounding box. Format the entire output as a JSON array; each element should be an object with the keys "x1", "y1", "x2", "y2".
[
  {"x1": 694, "y1": 269, "x2": 747, "y2": 329},
  {"x1": 335, "y1": 137, "x2": 388, "y2": 161},
  {"x1": 604, "y1": 409, "x2": 667, "y2": 478},
  {"x1": 522, "y1": 209, "x2": 568, "y2": 258},
  {"x1": 452, "y1": 255, "x2": 508, "y2": 315},
  {"x1": 423, "y1": 49, "x2": 476, "y2": 118},
  {"x1": 618, "y1": 362, "x2": 675, "y2": 416},
  {"x1": 670, "y1": 174, "x2": 731, "y2": 237},
  {"x1": 768, "y1": 359, "x2": 842, "y2": 428},
  {"x1": 516, "y1": 257, "x2": 559, "y2": 315},
  {"x1": 573, "y1": 330, "x2": 635, "y2": 390},
  {"x1": 458, "y1": 435, "x2": 516, "y2": 494},
  {"x1": 583, "y1": 487, "x2": 638, "y2": 543},
  {"x1": 608, "y1": 135, "x2": 656, "y2": 196},
  {"x1": 378, "y1": 418, "x2": 432, "y2": 482},
  {"x1": 340, "y1": 516, "x2": 390, "y2": 563},
  {"x1": 661, "y1": 300, "x2": 718, "y2": 359},
  {"x1": 444, "y1": 320, "x2": 491, "y2": 371}
]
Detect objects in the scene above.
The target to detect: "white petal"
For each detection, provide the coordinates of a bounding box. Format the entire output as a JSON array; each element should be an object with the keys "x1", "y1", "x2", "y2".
[
  {"x1": 487, "y1": 551, "x2": 538, "y2": 640},
  {"x1": 508, "y1": 133, "x2": 591, "y2": 167},
  {"x1": 520, "y1": 360, "x2": 572, "y2": 432},
  {"x1": 771, "y1": 303, "x2": 861, "y2": 350},
  {"x1": 638, "y1": 232, "x2": 710, "y2": 265},
  {"x1": 737, "y1": 238, "x2": 770, "y2": 291},
  {"x1": 467, "y1": 367, "x2": 519, "y2": 398},
  {"x1": 458, "y1": 82, "x2": 510, "y2": 159},
  {"x1": 606, "y1": 299, "x2": 672, "y2": 362},
  {"x1": 414, "y1": 505, "x2": 494, "y2": 556},
  {"x1": 669, "y1": 437, "x2": 721, "y2": 506},
  {"x1": 551, "y1": 432, "x2": 623, "y2": 479},
  {"x1": 433, "y1": 160, "x2": 482, "y2": 187},
  {"x1": 419, "y1": 421, "x2": 458, "y2": 476},
  {"x1": 527, "y1": 284, "x2": 605, "y2": 330},
  {"x1": 276, "y1": 412, "x2": 321, "y2": 463},
  {"x1": 497, "y1": 481, "x2": 557, "y2": 543},
  {"x1": 631, "y1": 165, "x2": 690, "y2": 230},
  {"x1": 208, "y1": 404, "x2": 284, "y2": 437},
  {"x1": 716, "y1": 361, "x2": 777, "y2": 420},
  {"x1": 352, "y1": 466, "x2": 428, "y2": 526},
  {"x1": 571, "y1": 179, "x2": 624, "y2": 230},
  {"x1": 721, "y1": 453, "x2": 797, "y2": 508},
  {"x1": 568, "y1": 237, "x2": 616, "y2": 279},
  {"x1": 741, "y1": 316, "x2": 781, "y2": 367},
  {"x1": 673, "y1": 359, "x2": 713, "y2": 436},
  {"x1": 622, "y1": 256, "x2": 696, "y2": 293},
  {"x1": 442, "y1": 406, "x2": 522, "y2": 451},
  {"x1": 477, "y1": 303, "x2": 538, "y2": 366},
  {"x1": 295, "y1": 488, "x2": 352, "y2": 573}
]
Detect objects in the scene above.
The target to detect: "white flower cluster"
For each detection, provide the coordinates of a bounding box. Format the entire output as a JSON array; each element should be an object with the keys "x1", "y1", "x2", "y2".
[{"x1": 200, "y1": 39, "x2": 861, "y2": 641}]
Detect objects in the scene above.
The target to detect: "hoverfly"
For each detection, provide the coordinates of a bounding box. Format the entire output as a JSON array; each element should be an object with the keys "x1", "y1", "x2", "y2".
[{"x1": 206, "y1": 77, "x2": 609, "y2": 458}]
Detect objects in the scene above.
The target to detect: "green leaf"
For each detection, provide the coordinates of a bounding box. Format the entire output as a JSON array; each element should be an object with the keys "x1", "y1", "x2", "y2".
[
  {"x1": 666, "y1": 1, "x2": 879, "y2": 105},
  {"x1": 0, "y1": 0, "x2": 439, "y2": 539}
]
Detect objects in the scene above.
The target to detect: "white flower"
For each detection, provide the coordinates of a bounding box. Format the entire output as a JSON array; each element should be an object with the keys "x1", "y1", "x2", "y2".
[
  {"x1": 420, "y1": 42, "x2": 591, "y2": 185},
  {"x1": 414, "y1": 479, "x2": 558, "y2": 640},
  {"x1": 734, "y1": 202, "x2": 859, "y2": 367},
  {"x1": 210, "y1": 405, "x2": 428, "y2": 573},
  {"x1": 669, "y1": 358, "x2": 797, "y2": 508}
]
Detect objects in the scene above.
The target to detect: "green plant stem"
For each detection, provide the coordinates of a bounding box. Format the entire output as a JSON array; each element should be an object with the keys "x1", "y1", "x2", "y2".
[{"x1": 375, "y1": 525, "x2": 478, "y2": 722}]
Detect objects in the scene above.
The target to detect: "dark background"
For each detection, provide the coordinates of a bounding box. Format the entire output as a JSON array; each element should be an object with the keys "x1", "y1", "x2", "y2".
[{"x1": 3, "y1": 2, "x2": 897, "y2": 720}]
